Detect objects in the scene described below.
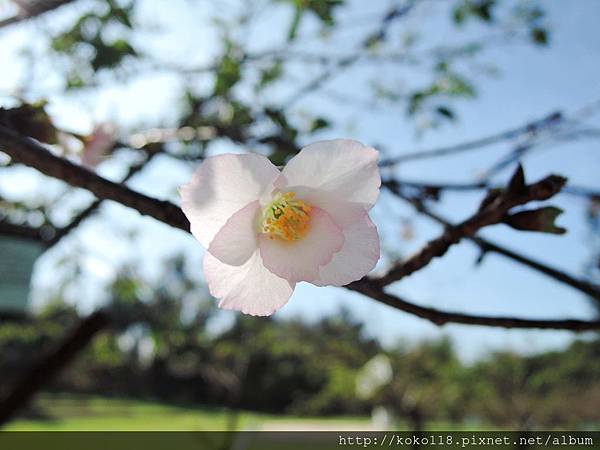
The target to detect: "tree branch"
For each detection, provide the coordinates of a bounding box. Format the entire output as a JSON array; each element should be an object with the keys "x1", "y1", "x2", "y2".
[
  {"x1": 0, "y1": 220, "x2": 52, "y2": 244},
  {"x1": 2, "y1": 128, "x2": 599, "y2": 330},
  {"x1": 384, "y1": 180, "x2": 600, "y2": 302},
  {"x1": 348, "y1": 280, "x2": 600, "y2": 331},
  {"x1": 0, "y1": 310, "x2": 109, "y2": 426},
  {"x1": 47, "y1": 145, "x2": 164, "y2": 246},
  {"x1": 379, "y1": 111, "x2": 563, "y2": 167},
  {"x1": 377, "y1": 172, "x2": 567, "y2": 286},
  {"x1": 0, "y1": 125, "x2": 189, "y2": 232},
  {"x1": 0, "y1": 0, "x2": 77, "y2": 29}
]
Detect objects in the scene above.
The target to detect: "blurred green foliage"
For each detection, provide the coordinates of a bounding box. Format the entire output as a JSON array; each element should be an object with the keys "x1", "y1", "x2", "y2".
[
  {"x1": 0, "y1": 256, "x2": 598, "y2": 428},
  {"x1": 27, "y1": 0, "x2": 551, "y2": 136},
  {"x1": 50, "y1": 0, "x2": 137, "y2": 87},
  {"x1": 278, "y1": 0, "x2": 345, "y2": 41}
]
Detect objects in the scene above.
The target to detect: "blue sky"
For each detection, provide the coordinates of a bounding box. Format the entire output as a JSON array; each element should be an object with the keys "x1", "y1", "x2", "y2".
[{"x1": 1, "y1": 0, "x2": 599, "y2": 361}]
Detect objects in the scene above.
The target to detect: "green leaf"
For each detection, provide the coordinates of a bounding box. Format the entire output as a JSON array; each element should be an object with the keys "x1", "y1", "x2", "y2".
[
  {"x1": 91, "y1": 38, "x2": 136, "y2": 71},
  {"x1": 279, "y1": 0, "x2": 344, "y2": 41},
  {"x1": 408, "y1": 91, "x2": 426, "y2": 115},
  {"x1": 258, "y1": 60, "x2": 284, "y2": 90},
  {"x1": 66, "y1": 74, "x2": 86, "y2": 89},
  {"x1": 51, "y1": 13, "x2": 97, "y2": 53},
  {"x1": 407, "y1": 73, "x2": 475, "y2": 117},
  {"x1": 470, "y1": 0, "x2": 495, "y2": 22},
  {"x1": 214, "y1": 54, "x2": 242, "y2": 96},
  {"x1": 264, "y1": 108, "x2": 299, "y2": 143},
  {"x1": 438, "y1": 74, "x2": 476, "y2": 97},
  {"x1": 51, "y1": 33, "x2": 79, "y2": 52},
  {"x1": 306, "y1": 0, "x2": 344, "y2": 25},
  {"x1": 287, "y1": 7, "x2": 303, "y2": 41},
  {"x1": 364, "y1": 33, "x2": 382, "y2": 50},
  {"x1": 310, "y1": 117, "x2": 330, "y2": 132},
  {"x1": 436, "y1": 106, "x2": 455, "y2": 121},
  {"x1": 106, "y1": 0, "x2": 134, "y2": 28},
  {"x1": 453, "y1": 5, "x2": 466, "y2": 25},
  {"x1": 452, "y1": 1, "x2": 496, "y2": 25},
  {"x1": 522, "y1": 6, "x2": 544, "y2": 22},
  {"x1": 531, "y1": 27, "x2": 549, "y2": 46}
]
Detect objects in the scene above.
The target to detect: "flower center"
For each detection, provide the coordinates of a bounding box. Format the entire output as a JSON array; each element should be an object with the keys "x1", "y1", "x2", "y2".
[{"x1": 261, "y1": 192, "x2": 312, "y2": 242}]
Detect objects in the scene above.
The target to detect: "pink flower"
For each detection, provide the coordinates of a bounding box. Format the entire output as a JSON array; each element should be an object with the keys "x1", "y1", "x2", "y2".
[
  {"x1": 180, "y1": 139, "x2": 381, "y2": 316},
  {"x1": 81, "y1": 123, "x2": 117, "y2": 169}
]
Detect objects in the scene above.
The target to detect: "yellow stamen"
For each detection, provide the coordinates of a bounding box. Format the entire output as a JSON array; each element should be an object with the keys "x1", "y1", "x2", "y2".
[{"x1": 261, "y1": 192, "x2": 312, "y2": 242}]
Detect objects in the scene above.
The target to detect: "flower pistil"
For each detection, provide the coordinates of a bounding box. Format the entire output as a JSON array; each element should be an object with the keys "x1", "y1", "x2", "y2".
[{"x1": 261, "y1": 192, "x2": 312, "y2": 242}]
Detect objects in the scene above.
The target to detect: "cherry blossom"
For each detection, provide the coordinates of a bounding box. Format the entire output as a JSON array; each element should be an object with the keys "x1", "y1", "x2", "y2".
[
  {"x1": 81, "y1": 123, "x2": 117, "y2": 169},
  {"x1": 180, "y1": 139, "x2": 381, "y2": 316}
]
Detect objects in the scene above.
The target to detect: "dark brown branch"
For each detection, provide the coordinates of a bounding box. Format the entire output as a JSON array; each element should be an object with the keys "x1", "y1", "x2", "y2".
[
  {"x1": 0, "y1": 125, "x2": 189, "y2": 232},
  {"x1": 384, "y1": 181, "x2": 600, "y2": 302},
  {"x1": 378, "y1": 174, "x2": 567, "y2": 286},
  {"x1": 47, "y1": 145, "x2": 164, "y2": 246},
  {"x1": 0, "y1": 220, "x2": 51, "y2": 243},
  {"x1": 348, "y1": 280, "x2": 600, "y2": 331},
  {"x1": 379, "y1": 111, "x2": 562, "y2": 167},
  {"x1": 0, "y1": 0, "x2": 76, "y2": 29},
  {"x1": 473, "y1": 237, "x2": 600, "y2": 301},
  {"x1": 48, "y1": 199, "x2": 102, "y2": 245},
  {"x1": 2, "y1": 128, "x2": 599, "y2": 330},
  {"x1": 0, "y1": 310, "x2": 109, "y2": 426},
  {"x1": 0, "y1": 155, "x2": 155, "y2": 247}
]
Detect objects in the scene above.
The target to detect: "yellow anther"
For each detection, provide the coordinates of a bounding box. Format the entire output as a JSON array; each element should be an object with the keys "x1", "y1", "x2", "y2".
[{"x1": 261, "y1": 192, "x2": 312, "y2": 242}]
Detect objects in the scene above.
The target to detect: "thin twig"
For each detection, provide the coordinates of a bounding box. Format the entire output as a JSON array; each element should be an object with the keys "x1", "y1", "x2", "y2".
[
  {"x1": 379, "y1": 111, "x2": 563, "y2": 166},
  {"x1": 47, "y1": 146, "x2": 164, "y2": 246},
  {"x1": 384, "y1": 180, "x2": 600, "y2": 302},
  {"x1": 0, "y1": 125, "x2": 189, "y2": 232},
  {"x1": 347, "y1": 280, "x2": 600, "y2": 331},
  {"x1": 377, "y1": 173, "x2": 567, "y2": 286}
]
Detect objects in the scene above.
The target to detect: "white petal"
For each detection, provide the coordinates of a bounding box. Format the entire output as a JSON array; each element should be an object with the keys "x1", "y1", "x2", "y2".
[
  {"x1": 208, "y1": 201, "x2": 259, "y2": 266},
  {"x1": 258, "y1": 208, "x2": 344, "y2": 283},
  {"x1": 288, "y1": 185, "x2": 369, "y2": 228},
  {"x1": 313, "y1": 214, "x2": 380, "y2": 287},
  {"x1": 282, "y1": 139, "x2": 380, "y2": 209},
  {"x1": 204, "y1": 250, "x2": 295, "y2": 316},
  {"x1": 180, "y1": 153, "x2": 280, "y2": 247}
]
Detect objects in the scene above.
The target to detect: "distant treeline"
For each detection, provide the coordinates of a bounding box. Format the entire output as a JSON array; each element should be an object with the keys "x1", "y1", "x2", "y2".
[{"x1": 1, "y1": 259, "x2": 599, "y2": 429}]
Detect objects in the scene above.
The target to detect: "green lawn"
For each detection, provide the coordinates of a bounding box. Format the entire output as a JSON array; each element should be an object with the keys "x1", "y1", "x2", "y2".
[
  {"x1": 4, "y1": 394, "x2": 502, "y2": 432},
  {"x1": 4, "y1": 396, "x2": 596, "y2": 450},
  {"x1": 4, "y1": 394, "x2": 372, "y2": 431}
]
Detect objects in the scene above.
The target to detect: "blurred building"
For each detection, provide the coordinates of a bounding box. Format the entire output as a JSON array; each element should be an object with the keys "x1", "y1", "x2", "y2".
[{"x1": 0, "y1": 236, "x2": 43, "y2": 313}]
